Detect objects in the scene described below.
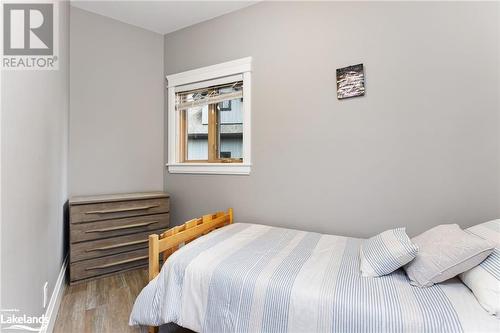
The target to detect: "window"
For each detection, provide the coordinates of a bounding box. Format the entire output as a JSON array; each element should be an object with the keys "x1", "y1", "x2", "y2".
[
  {"x1": 167, "y1": 58, "x2": 252, "y2": 175},
  {"x1": 178, "y1": 81, "x2": 243, "y2": 163}
]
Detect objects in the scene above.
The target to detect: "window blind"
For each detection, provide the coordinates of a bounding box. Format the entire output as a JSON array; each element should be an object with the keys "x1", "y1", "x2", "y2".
[{"x1": 176, "y1": 81, "x2": 243, "y2": 111}]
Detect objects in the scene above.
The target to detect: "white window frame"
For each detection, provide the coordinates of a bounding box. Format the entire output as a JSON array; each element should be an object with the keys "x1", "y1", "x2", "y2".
[{"x1": 166, "y1": 57, "x2": 252, "y2": 175}]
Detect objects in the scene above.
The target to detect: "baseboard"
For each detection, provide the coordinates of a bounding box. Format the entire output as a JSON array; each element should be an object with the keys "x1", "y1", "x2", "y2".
[{"x1": 40, "y1": 255, "x2": 68, "y2": 333}]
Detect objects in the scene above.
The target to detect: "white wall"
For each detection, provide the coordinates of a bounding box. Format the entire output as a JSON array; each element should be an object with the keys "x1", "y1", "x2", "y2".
[
  {"x1": 164, "y1": 1, "x2": 500, "y2": 237},
  {"x1": 1, "y1": 0, "x2": 69, "y2": 319},
  {"x1": 69, "y1": 7, "x2": 164, "y2": 196}
]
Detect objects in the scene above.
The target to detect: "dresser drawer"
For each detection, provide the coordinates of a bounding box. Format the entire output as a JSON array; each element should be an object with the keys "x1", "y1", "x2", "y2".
[
  {"x1": 70, "y1": 197, "x2": 169, "y2": 223},
  {"x1": 70, "y1": 213, "x2": 169, "y2": 243},
  {"x1": 70, "y1": 229, "x2": 164, "y2": 263},
  {"x1": 70, "y1": 248, "x2": 148, "y2": 282}
]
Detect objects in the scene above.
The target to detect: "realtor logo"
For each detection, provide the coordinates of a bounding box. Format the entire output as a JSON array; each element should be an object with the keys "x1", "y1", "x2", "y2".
[
  {"x1": 0, "y1": 308, "x2": 49, "y2": 332},
  {"x1": 4, "y1": 3, "x2": 53, "y2": 55},
  {"x1": 1, "y1": 1, "x2": 59, "y2": 70}
]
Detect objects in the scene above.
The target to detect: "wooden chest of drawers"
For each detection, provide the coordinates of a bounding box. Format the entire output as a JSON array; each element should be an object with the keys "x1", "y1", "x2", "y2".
[{"x1": 69, "y1": 192, "x2": 170, "y2": 284}]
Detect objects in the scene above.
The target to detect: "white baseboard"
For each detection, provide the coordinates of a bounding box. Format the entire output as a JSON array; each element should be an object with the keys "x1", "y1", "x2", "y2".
[{"x1": 40, "y1": 255, "x2": 68, "y2": 333}]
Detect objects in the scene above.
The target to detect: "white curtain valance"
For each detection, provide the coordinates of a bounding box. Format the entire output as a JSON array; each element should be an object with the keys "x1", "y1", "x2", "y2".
[{"x1": 176, "y1": 81, "x2": 243, "y2": 111}]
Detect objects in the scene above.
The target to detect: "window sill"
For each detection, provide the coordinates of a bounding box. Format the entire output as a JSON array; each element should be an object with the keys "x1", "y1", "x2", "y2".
[{"x1": 167, "y1": 163, "x2": 251, "y2": 175}]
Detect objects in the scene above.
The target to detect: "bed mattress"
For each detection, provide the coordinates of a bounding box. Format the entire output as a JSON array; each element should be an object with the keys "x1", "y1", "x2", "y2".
[{"x1": 130, "y1": 223, "x2": 500, "y2": 332}]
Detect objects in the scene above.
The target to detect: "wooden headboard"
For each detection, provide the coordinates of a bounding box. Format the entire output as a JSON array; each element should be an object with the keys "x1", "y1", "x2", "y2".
[{"x1": 148, "y1": 208, "x2": 233, "y2": 281}]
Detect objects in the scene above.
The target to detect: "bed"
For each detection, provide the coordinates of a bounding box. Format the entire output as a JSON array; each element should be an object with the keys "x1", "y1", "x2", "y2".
[{"x1": 130, "y1": 210, "x2": 500, "y2": 333}]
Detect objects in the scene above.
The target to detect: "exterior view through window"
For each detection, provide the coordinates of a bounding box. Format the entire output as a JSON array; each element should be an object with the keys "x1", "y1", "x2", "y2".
[{"x1": 176, "y1": 81, "x2": 243, "y2": 163}]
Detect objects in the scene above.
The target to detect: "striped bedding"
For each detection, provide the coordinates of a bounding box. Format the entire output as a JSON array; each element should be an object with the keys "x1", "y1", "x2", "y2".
[{"x1": 129, "y1": 223, "x2": 500, "y2": 333}]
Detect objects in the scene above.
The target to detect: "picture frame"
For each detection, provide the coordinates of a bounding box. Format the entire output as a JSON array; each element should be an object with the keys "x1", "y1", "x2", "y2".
[{"x1": 336, "y1": 64, "x2": 365, "y2": 99}]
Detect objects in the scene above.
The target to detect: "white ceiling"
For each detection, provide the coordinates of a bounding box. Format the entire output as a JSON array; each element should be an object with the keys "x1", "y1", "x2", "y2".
[{"x1": 70, "y1": 1, "x2": 257, "y2": 35}]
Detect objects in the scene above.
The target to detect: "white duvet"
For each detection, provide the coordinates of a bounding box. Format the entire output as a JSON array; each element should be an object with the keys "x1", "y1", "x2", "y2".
[{"x1": 130, "y1": 223, "x2": 500, "y2": 333}]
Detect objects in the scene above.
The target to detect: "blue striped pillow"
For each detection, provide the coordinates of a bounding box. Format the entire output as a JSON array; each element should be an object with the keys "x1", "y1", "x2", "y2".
[
  {"x1": 360, "y1": 228, "x2": 418, "y2": 277},
  {"x1": 479, "y1": 248, "x2": 500, "y2": 280},
  {"x1": 459, "y1": 219, "x2": 500, "y2": 316}
]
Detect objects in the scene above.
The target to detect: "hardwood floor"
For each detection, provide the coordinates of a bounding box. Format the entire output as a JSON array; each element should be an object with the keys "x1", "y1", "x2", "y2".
[{"x1": 54, "y1": 268, "x2": 148, "y2": 333}]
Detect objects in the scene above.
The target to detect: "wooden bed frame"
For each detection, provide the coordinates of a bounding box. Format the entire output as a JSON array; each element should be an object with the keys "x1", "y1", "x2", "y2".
[
  {"x1": 148, "y1": 208, "x2": 233, "y2": 282},
  {"x1": 147, "y1": 208, "x2": 233, "y2": 332}
]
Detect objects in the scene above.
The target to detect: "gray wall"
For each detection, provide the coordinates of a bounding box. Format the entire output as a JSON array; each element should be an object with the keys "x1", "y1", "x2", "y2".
[
  {"x1": 69, "y1": 7, "x2": 164, "y2": 196},
  {"x1": 1, "y1": 1, "x2": 69, "y2": 318},
  {"x1": 164, "y1": 1, "x2": 500, "y2": 237}
]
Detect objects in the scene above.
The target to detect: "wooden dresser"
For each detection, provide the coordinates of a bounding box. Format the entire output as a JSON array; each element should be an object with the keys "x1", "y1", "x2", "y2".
[{"x1": 69, "y1": 192, "x2": 170, "y2": 284}]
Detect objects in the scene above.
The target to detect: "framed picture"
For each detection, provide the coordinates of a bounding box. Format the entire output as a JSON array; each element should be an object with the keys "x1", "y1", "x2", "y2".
[{"x1": 336, "y1": 64, "x2": 365, "y2": 99}]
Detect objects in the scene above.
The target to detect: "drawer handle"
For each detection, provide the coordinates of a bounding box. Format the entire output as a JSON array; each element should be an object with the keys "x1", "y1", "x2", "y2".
[
  {"x1": 85, "y1": 221, "x2": 158, "y2": 233},
  {"x1": 85, "y1": 255, "x2": 148, "y2": 270},
  {"x1": 85, "y1": 239, "x2": 148, "y2": 252},
  {"x1": 84, "y1": 204, "x2": 160, "y2": 215}
]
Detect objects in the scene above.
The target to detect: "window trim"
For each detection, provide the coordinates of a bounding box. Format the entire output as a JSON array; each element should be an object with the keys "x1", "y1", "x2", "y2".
[{"x1": 166, "y1": 57, "x2": 252, "y2": 175}]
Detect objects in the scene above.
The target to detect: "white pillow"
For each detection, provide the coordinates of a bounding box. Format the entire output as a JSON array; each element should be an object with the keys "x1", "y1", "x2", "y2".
[
  {"x1": 360, "y1": 227, "x2": 418, "y2": 277},
  {"x1": 404, "y1": 224, "x2": 494, "y2": 287},
  {"x1": 459, "y1": 219, "x2": 500, "y2": 316}
]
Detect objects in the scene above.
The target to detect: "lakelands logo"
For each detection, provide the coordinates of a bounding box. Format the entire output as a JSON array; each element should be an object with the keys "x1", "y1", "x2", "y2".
[
  {"x1": 1, "y1": 1, "x2": 59, "y2": 70},
  {"x1": 0, "y1": 309, "x2": 49, "y2": 332}
]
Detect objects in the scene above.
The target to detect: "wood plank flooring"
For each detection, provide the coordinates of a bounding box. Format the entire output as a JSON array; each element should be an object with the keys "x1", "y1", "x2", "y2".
[
  {"x1": 54, "y1": 268, "x2": 148, "y2": 333},
  {"x1": 54, "y1": 268, "x2": 194, "y2": 333}
]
